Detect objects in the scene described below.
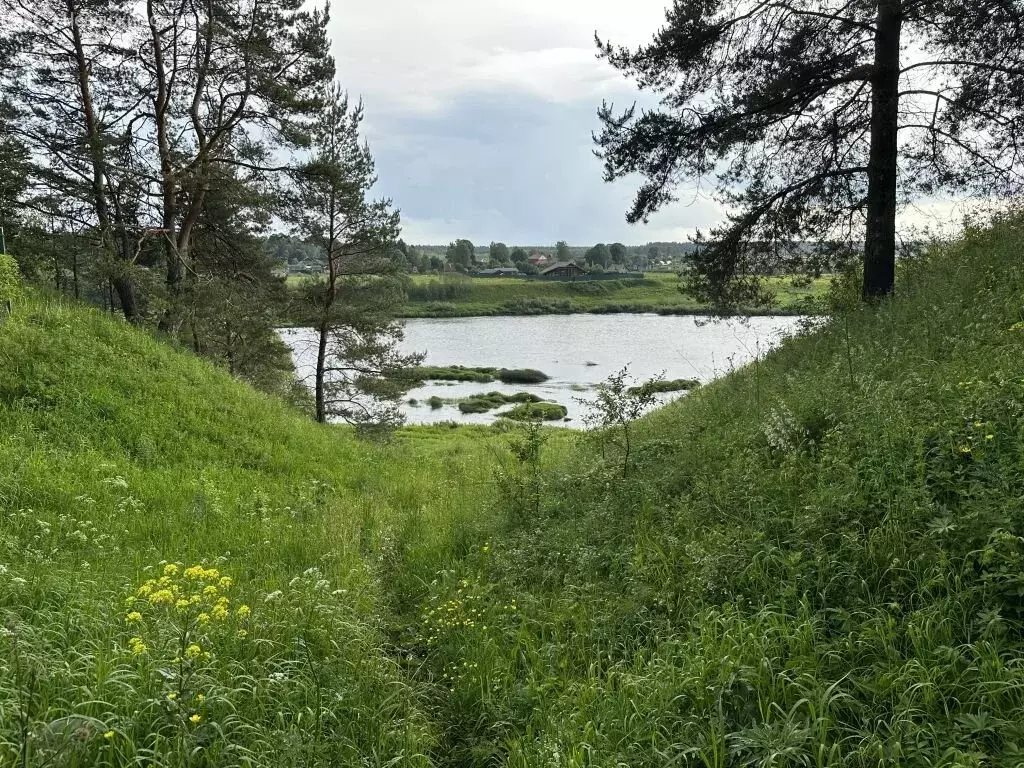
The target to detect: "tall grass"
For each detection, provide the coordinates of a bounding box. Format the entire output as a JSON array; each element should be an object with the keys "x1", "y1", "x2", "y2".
[{"x1": 5, "y1": 214, "x2": 1024, "y2": 766}]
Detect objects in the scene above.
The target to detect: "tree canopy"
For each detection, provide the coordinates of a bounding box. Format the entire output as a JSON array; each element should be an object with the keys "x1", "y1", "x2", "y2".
[{"x1": 596, "y1": 0, "x2": 1024, "y2": 304}]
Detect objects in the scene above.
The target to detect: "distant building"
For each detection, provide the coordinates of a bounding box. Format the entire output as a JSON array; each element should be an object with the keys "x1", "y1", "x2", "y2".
[
  {"x1": 528, "y1": 253, "x2": 551, "y2": 267},
  {"x1": 541, "y1": 261, "x2": 586, "y2": 278},
  {"x1": 475, "y1": 267, "x2": 521, "y2": 277}
]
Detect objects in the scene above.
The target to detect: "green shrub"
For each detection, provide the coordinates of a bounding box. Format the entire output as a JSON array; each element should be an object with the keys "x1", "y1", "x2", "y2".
[{"x1": 0, "y1": 253, "x2": 21, "y2": 307}]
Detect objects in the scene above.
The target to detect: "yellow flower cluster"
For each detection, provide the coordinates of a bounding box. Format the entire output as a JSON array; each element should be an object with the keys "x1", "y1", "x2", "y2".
[
  {"x1": 124, "y1": 562, "x2": 251, "y2": 660},
  {"x1": 420, "y1": 579, "x2": 517, "y2": 646}
]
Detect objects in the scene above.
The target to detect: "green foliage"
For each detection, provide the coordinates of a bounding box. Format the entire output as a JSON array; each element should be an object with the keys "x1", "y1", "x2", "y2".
[
  {"x1": 457, "y1": 392, "x2": 541, "y2": 414},
  {"x1": 405, "y1": 212, "x2": 1024, "y2": 765},
  {"x1": 406, "y1": 365, "x2": 499, "y2": 383},
  {"x1": 10, "y1": 215, "x2": 1024, "y2": 767},
  {"x1": 628, "y1": 377, "x2": 700, "y2": 395},
  {"x1": 0, "y1": 252, "x2": 20, "y2": 307},
  {"x1": 579, "y1": 367, "x2": 661, "y2": 475},
  {"x1": 498, "y1": 401, "x2": 567, "y2": 421},
  {"x1": 0, "y1": 290, "x2": 504, "y2": 766}
]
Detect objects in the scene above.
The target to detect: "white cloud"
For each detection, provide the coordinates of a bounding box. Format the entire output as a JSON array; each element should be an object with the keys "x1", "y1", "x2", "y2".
[{"x1": 329, "y1": 0, "x2": 671, "y2": 113}]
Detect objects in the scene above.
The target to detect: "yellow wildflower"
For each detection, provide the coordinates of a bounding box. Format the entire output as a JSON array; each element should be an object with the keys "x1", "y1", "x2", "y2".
[
  {"x1": 167, "y1": 692, "x2": 177, "y2": 700},
  {"x1": 149, "y1": 589, "x2": 174, "y2": 605},
  {"x1": 163, "y1": 564, "x2": 179, "y2": 576},
  {"x1": 197, "y1": 612, "x2": 211, "y2": 625},
  {"x1": 175, "y1": 599, "x2": 190, "y2": 612},
  {"x1": 103, "y1": 730, "x2": 115, "y2": 740},
  {"x1": 189, "y1": 714, "x2": 201, "y2": 724},
  {"x1": 196, "y1": 693, "x2": 205, "y2": 703},
  {"x1": 211, "y1": 604, "x2": 228, "y2": 620},
  {"x1": 184, "y1": 565, "x2": 205, "y2": 580},
  {"x1": 986, "y1": 434, "x2": 995, "y2": 440},
  {"x1": 203, "y1": 585, "x2": 218, "y2": 597},
  {"x1": 236, "y1": 604, "x2": 251, "y2": 619},
  {"x1": 236, "y1": 628, "x2": 248, "y2": 638},
  {"x1": 185, "y1": 644, "x2": 203, "y2": 660},
  {"x1": 128, "y1": 636, "x2": 148, "y2": 655},
  {"x1": 125, "y1": 611, "x2": 142, "y2": 624},
  {"x1": 959, "y1": 445, "x2": 972, "y2": 454},
  {"x1": 218, "y1": 576, "x2": 233, "y2": 589},
  {"x1": 137, "y1": 582, "x2": 154, "y2": 597}
]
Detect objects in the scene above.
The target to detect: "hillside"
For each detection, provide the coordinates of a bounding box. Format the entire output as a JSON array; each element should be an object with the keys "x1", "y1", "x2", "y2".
[
  {"x1": 0, "y1": 291, "x2": 524, "y2": 765},
  {"x1": 2, "y1": 213, "x2": 1024, "y2": 767}
]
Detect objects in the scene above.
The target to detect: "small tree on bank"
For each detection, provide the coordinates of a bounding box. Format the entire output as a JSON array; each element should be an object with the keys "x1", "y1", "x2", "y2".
[
  {"x1": 595, "y1": 0, "x2": 1024, "y2": 305},
  {"x1": 291, "y1": 86, "x2": 421, "y2": 429}
]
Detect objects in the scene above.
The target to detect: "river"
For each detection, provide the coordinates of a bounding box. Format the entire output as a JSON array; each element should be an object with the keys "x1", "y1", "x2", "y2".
[{"x1": 280, "y1": 313, "x2": 804, "y2": 426}]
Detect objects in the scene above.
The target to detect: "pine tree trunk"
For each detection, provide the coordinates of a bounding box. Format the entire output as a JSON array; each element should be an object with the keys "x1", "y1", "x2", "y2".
[
  {"x1": 112, "y1": 276, "x2": 137, "y2": 319},
  {"x1": 862, "y1": 0, "x2": 902, "y2": 300},
  {"x1": 315, "y1": 321, "x2": 328, "y2": 424}
]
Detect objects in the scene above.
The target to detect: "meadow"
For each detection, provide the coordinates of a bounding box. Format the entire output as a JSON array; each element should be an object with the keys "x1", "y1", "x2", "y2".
[
  {"x1": 4, "y1": 213, "x2": 1024, "y2": 766},
  {"x1": 288, "y1": 272, "x2": 830, "y2": 319}
]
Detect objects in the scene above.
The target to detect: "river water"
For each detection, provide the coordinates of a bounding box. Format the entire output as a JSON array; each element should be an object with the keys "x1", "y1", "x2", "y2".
[{"x1": 280, "y1": 314, "x2": 803, "y2": 426}]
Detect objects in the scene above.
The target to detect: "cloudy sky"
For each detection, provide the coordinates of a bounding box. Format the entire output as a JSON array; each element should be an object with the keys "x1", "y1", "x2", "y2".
[
  {"x1": 327, "y1": 1, "x2": 729, "y2": 247},
  {"x1": 327, "y1": 2, "x2": 977, "y2": 248}
]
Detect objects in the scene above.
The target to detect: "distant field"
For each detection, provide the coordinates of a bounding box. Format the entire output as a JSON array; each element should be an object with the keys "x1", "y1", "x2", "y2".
[
  {"x1": 399, "y1": 271, "x2": 830, "y2": 317},
  {"x1": 288, "y1": 271, "x2": 830, "y2": 318}
]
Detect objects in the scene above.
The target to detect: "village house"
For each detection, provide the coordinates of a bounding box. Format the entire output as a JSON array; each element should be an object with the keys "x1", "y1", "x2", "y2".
[
  {"x1": 527, "y1": 253, "x2": 551, "y2": 267},
  {"x1": 540, "y1": 261, "x2": 586, "y2": 278}
]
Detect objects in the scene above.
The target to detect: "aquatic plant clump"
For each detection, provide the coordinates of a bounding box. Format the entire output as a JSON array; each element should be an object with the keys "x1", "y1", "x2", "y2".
[
  {"x1": 498, "y1": 401, "x2": 567, "y2": 421},
  {"x1": 497, "y1": 368, "x2": 550, "y2": 384},
  {"x1": 458, "y1": 392, "x2": 543, "y2": 413}
]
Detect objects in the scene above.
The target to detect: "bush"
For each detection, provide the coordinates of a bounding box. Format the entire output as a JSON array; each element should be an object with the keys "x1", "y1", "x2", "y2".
[{"x1": 0, "y1": 253, "x2": 21, "y2": 307}]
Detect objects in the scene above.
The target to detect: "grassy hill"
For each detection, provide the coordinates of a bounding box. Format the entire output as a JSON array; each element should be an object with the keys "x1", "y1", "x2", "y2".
[
  {"x1": 3, "y1": 213, "x2": 1024, "y2": 766},
  {"x1": 0, "y1": 291, "x2": 531, "y2": 765}
]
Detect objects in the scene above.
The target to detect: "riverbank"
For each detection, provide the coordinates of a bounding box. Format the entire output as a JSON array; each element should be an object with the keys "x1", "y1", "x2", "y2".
[{"x1": 286, "y1": 271, "x2": 830, "y2": 321}]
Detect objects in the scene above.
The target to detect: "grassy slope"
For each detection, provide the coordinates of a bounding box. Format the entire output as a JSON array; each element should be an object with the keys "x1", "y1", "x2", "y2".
[
  {"x1": 0, "y1": 293, "x2": 535, "y2": 765},
  {"x1": 4, "y1": 214, "x2": 1024, "y2": 767},
  {"x1": 402, "y1": 217, "x2": 1024, "y2": 766}
]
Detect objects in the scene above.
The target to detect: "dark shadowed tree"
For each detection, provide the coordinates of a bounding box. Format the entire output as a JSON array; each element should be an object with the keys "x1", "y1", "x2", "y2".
[
  {"x1": 609, "y1": 242, "x2": 628, "y2": 265},
  {"x1": 585, "y1": 243, "x2": 611, "y2": 267},
  {"x1": 141, "y1": 0, "x2": 333, "y2": 331},
  {"x1": 489, "y1": 241, "x2": 511, "y2": 264},
  {"x1": 446, "y1": 239, "x2": 475, "y2": 270},
  {"x1": 8, "y1": 0, "x2": 142, "y2": 319},
  {"x1": 595, "y1": 0, "x2": 1024, "y2": 304},
  {"x1": 555, "y1": 240, "x2": 572, "y2": 262}
]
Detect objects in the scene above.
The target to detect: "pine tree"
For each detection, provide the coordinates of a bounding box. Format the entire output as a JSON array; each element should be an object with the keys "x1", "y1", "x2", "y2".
[
  {"x1": 290, "y1": 87, "x2": 422, "y2": 429},
  {"x1": 596, "y1": 0, "x2": 1024, "y2": 304}
]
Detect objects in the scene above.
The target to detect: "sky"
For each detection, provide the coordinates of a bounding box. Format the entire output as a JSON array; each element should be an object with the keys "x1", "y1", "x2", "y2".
[
  {"x1": 327, "y1": 0, "x2": 728, "y2": 247},
  {"x1": 327, "y1": 1, "x2": 976, "y2": 248}
]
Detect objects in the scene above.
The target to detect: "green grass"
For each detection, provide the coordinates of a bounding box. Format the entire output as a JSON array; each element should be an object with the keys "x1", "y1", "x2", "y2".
[
  {"x1": 6, "y1": 214, "x2": 1024, "y2": 766},
  {"x1": 0, "y1": 291, "x2": 571, "y2": 765},
  {"x1": 287, "y1": 272, "x2": 829, "y2": 320}
]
